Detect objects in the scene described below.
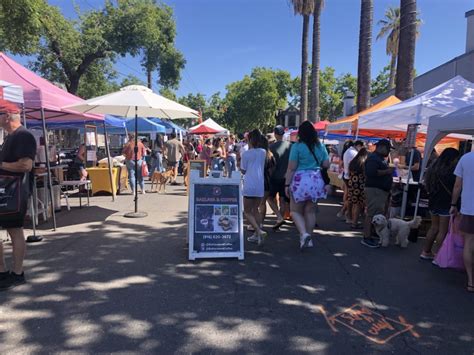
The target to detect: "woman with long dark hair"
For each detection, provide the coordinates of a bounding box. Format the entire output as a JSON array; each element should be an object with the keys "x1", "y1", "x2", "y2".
[
  {"x1": 285, "y1": 121, "x2": 329, "y2": 250},
  {"x1": 337, "y1": 140, "x2": 354, "y2": 220},
  {"x1": 241, "y1": 129, "x2": 267, "y2": 245},
  {"x1": 421, "y1": 148, "x2": 460, "y2": 260},
  {"x1": 347, "y1": 148, "x2": 369, "y2": 229},
  {"x1": 258, "y1": 135, "x2": 276, "y2": 228}
]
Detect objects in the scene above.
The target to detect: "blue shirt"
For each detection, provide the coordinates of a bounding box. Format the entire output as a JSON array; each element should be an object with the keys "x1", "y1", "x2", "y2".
[{"x1": 289, "y1": 142, "x2": 329, "y2": 171}]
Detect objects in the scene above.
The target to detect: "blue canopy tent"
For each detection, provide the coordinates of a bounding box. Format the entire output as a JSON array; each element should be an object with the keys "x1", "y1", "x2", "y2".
[
  {"x1": 27, "y1": 115, "x2": 126, "y2": 130},
  {"x1": 150, "y1": 118, "x2": 186, "y2": 135}
]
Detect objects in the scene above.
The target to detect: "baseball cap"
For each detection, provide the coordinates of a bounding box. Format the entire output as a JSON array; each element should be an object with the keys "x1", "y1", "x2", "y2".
[
  {"x1": 375, "y1": 139, "x2": 395, "y2": 150},
  {"x1": 273, "y1": 125, "x2": 285, "y2": 136},
  {"x1": 0, "y1": 99, "x2": 20, "y2": 114}
]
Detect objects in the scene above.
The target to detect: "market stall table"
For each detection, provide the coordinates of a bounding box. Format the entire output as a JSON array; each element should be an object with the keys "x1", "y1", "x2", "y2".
[{"x1": 88, "y1": 166, "x2": 128, "y2": 196}]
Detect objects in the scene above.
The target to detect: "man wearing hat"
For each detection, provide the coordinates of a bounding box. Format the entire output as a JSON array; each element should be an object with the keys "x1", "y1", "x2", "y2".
[
  {"x1": 268, "y1": 125, "x2": 291, "y2": 229},
  {"x1": 362, "y1": 139, "x2": 394, "y2": 248},
  {"x1": 0, "y1": 101, "x2": 37, "y2": 290}
]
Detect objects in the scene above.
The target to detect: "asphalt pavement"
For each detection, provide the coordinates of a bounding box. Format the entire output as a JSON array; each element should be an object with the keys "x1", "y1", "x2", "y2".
[{"x1": 0, "y1": 179, "x2": 472, "y2": 354}]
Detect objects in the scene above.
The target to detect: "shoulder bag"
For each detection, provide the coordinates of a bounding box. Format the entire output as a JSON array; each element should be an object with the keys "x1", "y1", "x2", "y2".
[
  {"x1": 0, "y1": 171, "x2": 30, "y2": 222},
  {"x1": 308, "y1": 145, "x2": 330, "y2": 185}
]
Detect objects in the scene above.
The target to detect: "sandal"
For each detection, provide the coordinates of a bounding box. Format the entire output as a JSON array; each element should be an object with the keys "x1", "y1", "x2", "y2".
[{"x1": 272, "y1": 219, "x2": 286, "y2": 230}]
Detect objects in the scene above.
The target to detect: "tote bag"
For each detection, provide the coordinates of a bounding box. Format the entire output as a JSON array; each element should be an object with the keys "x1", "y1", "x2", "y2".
[
  {"x1": 0, "y1": 172, "x2": 29, "y2": 222},
  {"x1": 434, "y1": 216, "x2": 465, "y2": 271},
  {"x1": 141, "y1": 161, "x2": 149, "y2": 177}
]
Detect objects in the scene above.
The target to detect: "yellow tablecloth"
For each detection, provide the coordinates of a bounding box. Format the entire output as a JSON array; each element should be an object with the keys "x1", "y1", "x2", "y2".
[
  {"x1": 328, "y1": 171, "x2": 344, "y2": 189},
  {"x1": 87, "y1": 167, "x2": 128, "y2": 195}
]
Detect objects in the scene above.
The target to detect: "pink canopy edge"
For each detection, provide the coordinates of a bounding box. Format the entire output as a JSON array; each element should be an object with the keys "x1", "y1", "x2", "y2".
[{"x1": 0, "y1": 52, "x2": 103, "y2": 122}]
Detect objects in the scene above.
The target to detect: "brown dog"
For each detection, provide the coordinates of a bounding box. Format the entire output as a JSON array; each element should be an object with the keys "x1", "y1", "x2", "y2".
[{"x1": 150, "y1": 170, "x2": 175, "y2": 193}]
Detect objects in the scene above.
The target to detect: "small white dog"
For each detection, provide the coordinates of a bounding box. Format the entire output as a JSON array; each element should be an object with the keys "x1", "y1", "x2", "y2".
[{"x1": 372, "y1": 215, "x2": 422, "y2": 248}]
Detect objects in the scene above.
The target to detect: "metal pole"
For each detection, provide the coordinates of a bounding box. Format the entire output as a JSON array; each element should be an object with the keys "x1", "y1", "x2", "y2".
[
  {"x1": 103, "y1": 122, "x2": 115, "y2": 201},
  {"x1": 21, "y1": 104, "x2": 27, "y2": 129},
  {"x1": 40, "y1": 108, "x2": 57, "y2": 230},
  {"x1": 401, "y1": 148, "x2": 415, "y2": 219},
  {"x1": 134, "y1": 108, "x2": 138, "y2": 213}
]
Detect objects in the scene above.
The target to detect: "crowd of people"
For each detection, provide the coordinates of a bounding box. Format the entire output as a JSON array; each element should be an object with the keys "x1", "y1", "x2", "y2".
[{"x1": 0, "y1": 98, "x2": 472, "y2": 294}]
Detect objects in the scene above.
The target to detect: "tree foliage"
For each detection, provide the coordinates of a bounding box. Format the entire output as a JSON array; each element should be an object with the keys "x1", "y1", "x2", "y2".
[
  {"x1": 292, "y1": 67, "x2": 357, "y2": 121},
  {"x1": 0, "y1": 0, "x2": 47, "y2": 55},
  {"x1": 370, "y1": 65, "x2": 390, "y2": 98},
  {"x1": 222, "y1": 68, "x2": 293, "y2": 132},
  {"x1": 0, "y1": 0, "x2": 184, "y2": 98}
]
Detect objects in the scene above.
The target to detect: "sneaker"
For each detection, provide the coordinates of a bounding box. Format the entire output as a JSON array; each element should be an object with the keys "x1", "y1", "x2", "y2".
[
  {"x1": 360, "y1": 238, "x2": 380, "y2": 248},
  {"x1": 300, "y1": 233, "x2": 311, "y2": 250},
  {"x1": 141, "y1": 190, "x2": 146, "y2": 194},
  {"x1": 247, "y1": 234, "x2": 259, "y2": 244},
  {"x1": 0, "y1": 272, "x2": 26, "y2": 291},
  {"x1": 0, "y1": 271, "x2": 9, "y2": 281},
  {"x1": 258, "y1": 231, "x2": 268, "y2": 246},
  {"x1": 432, "y1": 259, "x2": 439, "y2": 266},
  {"x1": 420, "y1": 252, "x2": 435, "y2": 260}
]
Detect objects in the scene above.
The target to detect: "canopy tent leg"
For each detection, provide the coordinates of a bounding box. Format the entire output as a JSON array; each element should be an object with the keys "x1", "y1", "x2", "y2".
[
  {"x1": 124, "y1": 107, "x2": 147, "y2": 218},
  {"x1": 40, "y1": 108, "x2": 57, "y2": 231},
  {"x1": 103, "y1": 122, "x2": 115, "y2": 202}
]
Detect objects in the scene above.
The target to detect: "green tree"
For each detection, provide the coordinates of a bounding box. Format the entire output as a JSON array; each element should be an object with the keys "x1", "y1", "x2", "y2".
[
  {"x1": 107, "y1": 0, "x2": 185, "y2": 90},
  {"x1": 357, "y1": 0, "x2": 373, "y2": 112},
  {"x1": 159, "y1": 87, "x2": 177, "y2": 101},
  {"x1": 377, "y1": 6, "x2": 422, "y2": 90},
  {"x1": 370, "y1": 65, "x2": 390, "y2": 98},
  {"x1": 223, "y1": 68, "x2": 292, "y2": 132},
  {"x1": 291, "y1": 67, "x2": 357, "y2": 121},
  {"x1": 1, "y1": 0, "x2": 185, "y2": 97},
  {"x1": 310, "y1": 0, "x2": 324, "y2": 122},
  {"x1": 291, "y1": 0, "x2": 315, "y2": 121},
  {"x1": 0, "y1": 0, "x2": 47, "y2": 54}
]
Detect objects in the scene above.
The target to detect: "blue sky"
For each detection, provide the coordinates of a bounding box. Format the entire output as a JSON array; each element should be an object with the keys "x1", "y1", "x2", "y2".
[{"x1": 11, "y1": 0, "x2": 474, "y2": 98}]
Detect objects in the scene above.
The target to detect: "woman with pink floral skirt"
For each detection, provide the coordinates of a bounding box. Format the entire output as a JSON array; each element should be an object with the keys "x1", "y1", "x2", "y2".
[{"x1": 285, "y1": 121, "x2": 329, "y2": 250}]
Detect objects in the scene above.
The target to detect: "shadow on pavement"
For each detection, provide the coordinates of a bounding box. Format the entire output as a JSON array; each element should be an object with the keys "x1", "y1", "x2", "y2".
[{"x1": 0, "y1": 196, "x2": 472, "y2": 353}]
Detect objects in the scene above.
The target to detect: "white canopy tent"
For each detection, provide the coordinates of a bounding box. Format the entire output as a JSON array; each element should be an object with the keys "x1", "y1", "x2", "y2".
[
  {"x1": 357, "y1": 76, "x2": 474, "y2": 137},
  {"x1": 0, "y1": 79, "x2": 24, "y2": 104},
  {"x1": 189, "y1": 118, "x2": 229, "y2": 135},
  {"x1": 421, "y1": 105, "x2": 474, "y2": 175}
]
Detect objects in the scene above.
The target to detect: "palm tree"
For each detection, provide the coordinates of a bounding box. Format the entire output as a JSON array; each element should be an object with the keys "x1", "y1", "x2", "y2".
[
  {"x1": 377, "y1": 7, "x2": 400, "y2": 89},
  {"x1": 396, "y1": 0, "x2": 417, "y2": 100},
  {"x1": 291, "y1": 0, "x2": 315, "y2": 122},
  {"x1": 309, "y1": 0, "x2": 324, "y2": 123},
  {"x1": 357, "y1": 0, "x2": 373, "y2": 112},
  {"x1": 377, "y1": 7, "x2": 421, "y2": 90}
]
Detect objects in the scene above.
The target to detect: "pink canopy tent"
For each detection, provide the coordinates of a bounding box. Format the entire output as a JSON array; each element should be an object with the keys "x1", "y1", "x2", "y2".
[
  {"x1": 0, "y1": 53, "x2": 104, "y2": 230},
  {"x1": 0, "y1": 52, "x2": 103, "y2": 123}
]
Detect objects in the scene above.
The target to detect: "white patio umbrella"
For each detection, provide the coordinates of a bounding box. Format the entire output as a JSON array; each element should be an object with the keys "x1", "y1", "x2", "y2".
[{"x1": 64, "y1": 85, "x2": 198, "y2": 218}]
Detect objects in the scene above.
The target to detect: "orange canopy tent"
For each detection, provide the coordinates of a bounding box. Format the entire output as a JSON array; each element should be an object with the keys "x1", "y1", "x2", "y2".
[{"x1": 326, "y1": 95, "x2": 401, "y2": 135}]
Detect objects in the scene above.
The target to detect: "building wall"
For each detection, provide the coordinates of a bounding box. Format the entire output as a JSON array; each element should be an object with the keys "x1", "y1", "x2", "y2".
[{"x1": 373, "y1": 50, "x2": 474, "y2": 104}]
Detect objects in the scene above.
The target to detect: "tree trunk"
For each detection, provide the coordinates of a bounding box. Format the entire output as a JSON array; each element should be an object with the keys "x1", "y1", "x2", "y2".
[
  {"x1": 68, "y1": 75, "x2": 80, "y2": 95},
  {"x1": 388, "y1": 53, "x2": 397, "y2": 89},
  {"x1": 395, "y1": 0, "x2": 417, "y2": 100},
  {"x1": 357, "y1": 0, "x2": 373, "y2": 112},
  {"x1": 147, "y1": 69, "x2": 152, "y2": 89},
  {"x1": 309, "y1": 1, "x2": 323, "y2": 123},
  {"x1": 300, "y1": 14, "x2": 310, "y2": 122}
]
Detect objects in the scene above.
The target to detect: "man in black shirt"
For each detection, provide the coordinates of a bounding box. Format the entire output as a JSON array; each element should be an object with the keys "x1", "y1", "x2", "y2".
[
  {"x1": 0, "y1": 102, "x2": 37, "y2": 290},
  {"x1": 405, "y1": 147, "x2": 422, "y2": 182},
  {"x1": 362, "y1": 139, "x2": 394, "y2": 248}
]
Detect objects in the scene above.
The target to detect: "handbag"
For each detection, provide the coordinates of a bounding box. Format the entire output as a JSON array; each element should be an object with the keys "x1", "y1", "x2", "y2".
[
  {"x1": 308, "y1": 145, "x2": 331, "y2": 185},
  {"x1": 0, "y1": 172, "x2": 30, "y2": 222},
  {"x1": 141, "y1": 161, "x2": 149, "y2": 177},
  {"x1": 434, "y1": 216, "x2": 465, "y2": 271}
]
